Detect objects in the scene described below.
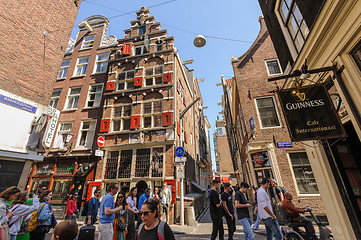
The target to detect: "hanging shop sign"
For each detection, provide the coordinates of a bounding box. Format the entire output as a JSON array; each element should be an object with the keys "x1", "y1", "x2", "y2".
[{"x1": 278, "y1": 85, "x2": 346, "y2": 141}]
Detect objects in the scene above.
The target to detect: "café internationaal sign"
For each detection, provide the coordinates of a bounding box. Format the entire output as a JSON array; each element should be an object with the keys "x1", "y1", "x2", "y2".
[{"x1": 278, "y1": 85, "x2": 346, "y2": 141}]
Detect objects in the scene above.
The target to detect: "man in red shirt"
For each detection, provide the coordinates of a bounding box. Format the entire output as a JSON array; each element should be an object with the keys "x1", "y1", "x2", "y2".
[{"x1": 281, "y1": 192, "x2": 317, "y2": 240}]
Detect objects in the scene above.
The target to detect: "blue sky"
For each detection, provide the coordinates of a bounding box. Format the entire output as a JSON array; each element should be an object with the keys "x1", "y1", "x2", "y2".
[{"x1": 71, "y1": 0, "x2": 262, "y2": 168}]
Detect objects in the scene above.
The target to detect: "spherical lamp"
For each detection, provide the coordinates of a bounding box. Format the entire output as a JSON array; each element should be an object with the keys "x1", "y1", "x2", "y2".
[{"x1": 194, "y1": 35, "x2": 206, "y2": 47}]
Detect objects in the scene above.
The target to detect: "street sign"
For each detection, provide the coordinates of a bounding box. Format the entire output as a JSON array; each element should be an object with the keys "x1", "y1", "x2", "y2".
[
  {"x1": 277, "y1": 142, "x2": 293, "y2": 148},
  {"x1": 95, "y1": 150, "x2": 104, "y2": 157},
  {"x1": 175, "y1": 146, "x2": 185, "y2": 158},
  {"x1": 175, "y1": 157, "x2": 186, "y2": 163},
  {"x1": 176, "y1": 165, "x2": 185, "y2": 179},
  {"x1": 97, "y1": 136, "x2": 105, "y2": 147},
  {"x1": 249, "y1": 116, "x2": 255, "y2": 131}
]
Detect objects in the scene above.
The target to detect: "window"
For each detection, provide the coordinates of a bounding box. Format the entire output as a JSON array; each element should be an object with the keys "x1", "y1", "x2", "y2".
[
  {"x1": 112, "y1": 104, "x2": 132, "y2": 131},
  {"x1": 55, "y1": 163, "x2": 75, "y2": 175},
  {"x1": 58, "y1": 59, "x2": 71, "y2": 79},
  {"x1": 51, "y1": 177, "x2": 72, "y2": 201},
  {"x1": 49, "y1": 89, "x2": 62, "y2": 108},
  {"x1": 53, "y1": 122, "x2": 73, "y2": 148},
  {"x1": 255, "y1": 97, "x2": 281, "y2": 128},
  {"x1": 30, "y1": 178, "x2": 50, "y2": 193},
  {"x1": 66, "y1": 87, "x2": 81, "y2": 109},
  {"x1": 139, "y1": 26, "x2": 146, "y2": 35},
  {"x1": 87, "y1": 84, "x2": 103, "y2": 107},
  {"x1": 351, "y1": 42, "x2": 361, "y2": 71},
  {"x1": 119, "y1": 150, "x2": 132, "y2": 178},
  {"x1": 135, "y1": 149, "x2": 150, "y2": 177},
  {"x1": 145, "y1": 65, "x2": 163, "y2": 86},
  {"x1": 279, "y1": 0, "x2": 309, "y2": 53},
  {"x1": 117, "y1": 70, "x2": 135, "y2": 90},
  {"x1": 157, "y1": 44, "x2": 162, "y2": 52},
  {"x1": 142, "y1": 100, "x2": 163, "y2": 128},
  {"x1": 35, "y1": 164, "x2": 55, "y2": 175},
  {"x1": 78, "y1": 121, "x2": 96, "y2": 148},
  {"x1": 94, "y1": 53, "x2": 109, "y2": 73},
  {"x1": 265, "y1": 59, "x2": 282, "y2": 76},
  {"x1": 82, "y1": 35, "x2": 95, "y2": 49},
  {"x1": 75, "y1": 56, "x2": 89, "y2": 76},
  {"x1": 289, "y1": 152, "x2": 319, "y2": 194},
  {"x1": 134, "y1": 45, "x2": 149, "y2": 56},
  {"x1": 152, "y1": 147, "x2": 163, "y2": 177}
]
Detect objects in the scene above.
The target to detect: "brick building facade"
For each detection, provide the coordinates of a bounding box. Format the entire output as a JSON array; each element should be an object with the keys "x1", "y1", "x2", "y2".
[{"x1": 0, "y1": 0, "x2": 80, "y2": 192}]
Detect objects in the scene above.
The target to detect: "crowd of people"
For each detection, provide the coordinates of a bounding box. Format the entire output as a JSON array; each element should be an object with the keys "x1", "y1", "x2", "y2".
[
  {"x1": 209, "y1": 178, "x2": 318, "y2": 240},
  {"x1": 0, "y1": 182, "x2": 174, "y2": 240}
]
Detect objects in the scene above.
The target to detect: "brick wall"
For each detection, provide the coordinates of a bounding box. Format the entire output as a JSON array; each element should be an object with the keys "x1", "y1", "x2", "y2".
[{"x1": 0, "y1": 0, "x2": 80, "y2": 105}]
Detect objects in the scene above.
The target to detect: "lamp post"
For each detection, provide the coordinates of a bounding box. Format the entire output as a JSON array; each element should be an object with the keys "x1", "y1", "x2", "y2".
[{"x1": 178, "y1": 97, "x2": 201, "y2": 226}]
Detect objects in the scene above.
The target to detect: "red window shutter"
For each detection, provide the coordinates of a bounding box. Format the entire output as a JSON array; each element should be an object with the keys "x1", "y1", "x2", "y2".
[
  {"x1": 185, "y1": 131, "x2": 188, "y2": 144},
  {"x1": 130, "y1": 115, "x2": 140, "y2": 129},
  {"x1": 106, "y1": 82, "x2": 115, "y2": 91},
  {"x1": 134, "y1": 77, "x2": 143, "y2": 87},
  {"x1": 177, "y1": 122, "x2": 180, "y2": 135},
  {"x1": 123, "y1": 42, "x2": 132, "y2": 55},
  {"x1": 162, "y1": 112, "x2": 172, "y2": 126},
  {"x1": 163, "y1": 72, "x2": 172, "y2": 83},
  {"x1": 100, "y1": 119, "x2": 110, "y2": 132}
]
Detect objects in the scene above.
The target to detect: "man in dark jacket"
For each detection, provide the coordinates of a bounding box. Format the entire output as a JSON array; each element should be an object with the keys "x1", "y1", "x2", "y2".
[
  {"x1": 221, "y1": 182, "x2": 235, "y2": 240},
  {"x1": 209, "y1": 179, "x2": 224, "y2": 240},
  {"x1": 281, "y1": 192, "x2": 317, "y2": 240},
  {"x1": 87, "y1": 189, "x2": 101, "y2": 225}
]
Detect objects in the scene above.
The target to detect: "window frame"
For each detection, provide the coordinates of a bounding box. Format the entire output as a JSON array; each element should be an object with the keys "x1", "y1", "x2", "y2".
[
  {"x1": 81, "y1": 35, "x2": 95, "y2": 49},
  {"x1": 49, "y1": 89, "x2": 62, "y2": 109},
  {"x1": 74, "y1": 56, "x2": 90, "y2": 76},
  {"x1": 254, "y1": 96, "x2": 282, "y2": 129},
  {"x1": 134, "y1": 45, "x2": 149, "y2": 56},
  {"x1": 57, "y1": 59, "x2": 71, "y2": 79},
  {"x1": 264, "y1": 59, "x2": 283, "y2": 76},
  {"x1": 94, "y1": 53, "x2": 110, "y2": 74},
  {"x1": 52, "y1": 122, "x2": 73, "y2": 149},
  {"x1": 116, "y1": 70, "x2": 135, "y2": 90},
  {"x1": 142, "y1": 99, "x2": 163, "y2": 129},
  {"x1": 77, "y1": 120, "x2": 96, "y2": 149},
  {"x1": 87, "y1": 84, "x2": 103, "y2": 108},
  {"x1": 65, "y1": 87, "x2": 82, "y2": 110},
  {"x1": 287, "y1": 151, "x2": 320, "y2": 196},
  {"x1": 144, "y1": 65, "x2": 164, "y2": 87},
  {"x1": 112, "y1": 103, "x2": 132, "y2": 132}
]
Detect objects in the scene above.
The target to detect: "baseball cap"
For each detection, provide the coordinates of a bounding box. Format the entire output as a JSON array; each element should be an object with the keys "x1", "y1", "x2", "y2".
[{"x1": 260, "y1": 178, "x2": 270, "y2": 184}]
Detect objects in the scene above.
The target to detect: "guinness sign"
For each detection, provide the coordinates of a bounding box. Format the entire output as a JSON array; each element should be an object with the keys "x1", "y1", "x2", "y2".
[{"x1": 279, "y1": 85, "x2": 346, "y2": 141}]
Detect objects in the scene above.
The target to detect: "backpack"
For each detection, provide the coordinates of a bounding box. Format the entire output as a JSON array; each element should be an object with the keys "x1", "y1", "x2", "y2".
[
  {"x1": 81, "y1": 198, "x2": 96, "y2": 216},
  {"x1": 25, "y1": 203, "x2": 46, "y2": 233},
  {"x1": 137, "y1": 221, "x2": 165, "y2": 240}
]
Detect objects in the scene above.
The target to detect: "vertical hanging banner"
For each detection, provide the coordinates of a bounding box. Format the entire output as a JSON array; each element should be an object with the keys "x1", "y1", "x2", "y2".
[{"x1": 278, "y1": 85, "x2": 346, "y2": 141}]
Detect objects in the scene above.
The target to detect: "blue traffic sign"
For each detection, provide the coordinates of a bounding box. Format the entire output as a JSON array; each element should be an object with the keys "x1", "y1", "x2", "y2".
[{"x1": 175, "y1": 146, "x2": 185, "y2": 158}]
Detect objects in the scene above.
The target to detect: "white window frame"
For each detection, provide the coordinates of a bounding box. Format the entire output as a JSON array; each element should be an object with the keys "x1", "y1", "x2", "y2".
[
  {"x1": 49, "y1": 89, "x2": 62, "y2": 109},
  {"x1": 142, "y1": 99, "x2": 163, "y2": 129},
  {"x1": 264, "y1": 58, "x2": 283, "y2": 76},
  {"x1": 112, "y1": 104, "x2": 132, "y2": 132},
  {"x1": 287, "y1": 151, "x2": 320, "y2": 196},
  {"x1": 87, "y1": 84, "x2": 103, "y2": 108},
  {"x1": 57, "y1": 59, "x2": 71, "y2": 79},
  {"x1": 65, "y1": 87, "x2": 82, "y2": 110},
  {"x1": 81, "y1": 35, "x2": 95, "y2": 49},
  {"x1": 94, "y1": 53, "x2": 109, "y2": 73},
  {"x1": 77, "y1": 120, "x2": 96, "y2": 149},
  {"x1": 255, "y1": 96, "x2": 282, "y2": 129},
  {"x1": 144, "y1": 65, "x2": 164, "y2": 87},
  {"x1": 74, "y1": 56, "x2": 90, "y2": 76},
  {"x1": 116, "y1": 70, "x2": 135, "y2": 90},
  {"x1": 53, "y1": 122, "x2": 73, "y2": 149},
  {"x1": 134, "y1": 45, "x2": 149, "y2": 56}
]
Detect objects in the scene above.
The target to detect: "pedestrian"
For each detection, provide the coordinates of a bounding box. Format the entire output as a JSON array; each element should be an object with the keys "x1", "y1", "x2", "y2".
[
  {"x1": 235, "y1": 182, "x2": 254, "y2": 240},
  {"x1": 50, "y1": 220, "x2": 78, "y2": 240},
  {"x1": 113, "y1": 191, "x2": 135, "y2": 240},
  {"x1": 0, "y1": 187, "x2": 20, "y2": 240},
  {"x1": 221, "y1": 182, "x2": 236, "y2": 240},
  {"x1": 86, "y1": 189, "x2": 101, "y2": 226},
  {"x1": 65, "y1": 191, "x2": 78, "y2": 221},
  {"x1": 151, "y1": 187, "x2": 159, "y2": 199},
  {"x1": 159, "y1": 183, "x2": 171, "y2": 224},
  {"x1": 252, "y1": 186, "x2": 260, "y2": 230},
  {"x1": 138, "y1": 188, "x2": 151, "y2": 212},
  {"x1": 137, "y1": 198, "x2": 175, "y2": 240},
  {"x1": 35, "y1": 183, "x2": 47, "y2": 197},
  {"x1": 29, "y1": 190, "x2": 57, "y2": 240},
  {"x1": 126, "y1": 187, "x2": 138, "y2": 213},
  {"x1": 257, "y1": 178, "x2": 283, "y2": 240},
  {"x1": 209, "y1": 179, "x2": 224, "y2": 240},
  {"x1": 234, "y1": 184, "x2": 240, "y2": 193},
  {"x1": 8, "y1": 192, "x2": 39, "y2": 240},
  {"x1": 98, "y1": 183, "x2": 122, "y2": 240},
  {"x1": 270, "y1": 179, "x2": 286, "y2": 205}
]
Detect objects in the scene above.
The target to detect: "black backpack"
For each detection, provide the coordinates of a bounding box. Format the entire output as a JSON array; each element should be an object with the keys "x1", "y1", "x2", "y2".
[{"x1": 81, "y1": 198, "x2": 95, "y2": 216}]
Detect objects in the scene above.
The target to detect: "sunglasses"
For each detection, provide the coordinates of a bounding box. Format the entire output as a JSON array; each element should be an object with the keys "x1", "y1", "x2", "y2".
[
  {"x1": 118, "y1": 196, "x2": 124, "y2": 199},
  {"x1": 138, "y1": 210, "x2": 154, "y2": 217}
]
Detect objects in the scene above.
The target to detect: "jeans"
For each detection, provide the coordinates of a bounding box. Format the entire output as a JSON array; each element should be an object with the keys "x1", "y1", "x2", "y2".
[
  {"x1": 10, "y1": 235, "x2": 17, "y2": 240},
  {"x1": 211, "y1": 217, "x2": 224, "y2": 240},
  {"x1": 252, "y1": 213, "x2": 261, "y2": 230},
  {"x1": 98, "y1": 222, "x2": 114, "y2": 240},
  {"x1": 239, "y1": 217, "x2": 255, "y2": 240},
  {"x1": 65, "y1": 216, "x2": 77, "y2": 221},
  {"x1": 224, "y1": 214, "x2": 236, "y2": 240},
  {"x1": 263, "y1": 217, "x2": 283, "y2": 240}
]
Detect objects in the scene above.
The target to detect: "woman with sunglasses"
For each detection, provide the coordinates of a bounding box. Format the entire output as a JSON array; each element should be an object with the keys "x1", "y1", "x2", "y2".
[
  {"x1": 113, "y1": 192, "x2": 135, "y2": 240},
  {"x1": 137, "y1": 198, "x2": 175, "y2": 240}
]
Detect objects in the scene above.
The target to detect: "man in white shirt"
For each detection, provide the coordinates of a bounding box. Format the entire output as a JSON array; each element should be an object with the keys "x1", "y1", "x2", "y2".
[
  {"x1": 160, "y1": 182, "x2": 172, "y2": 223},
  {"x1": 257, "y1": 178, "x2": 283, "y2": 240}
]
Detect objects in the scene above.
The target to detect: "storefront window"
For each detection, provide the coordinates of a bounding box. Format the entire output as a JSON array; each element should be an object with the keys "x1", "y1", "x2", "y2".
[
  {"x1": 35, "y1": 164, "x2": 54, "y2": 175},
  {"x1": 119, "y1": 150, "x2": 132, "y2": 179},
  {"x1": 289, "y1": 152, "x2": 319, "y2": 194},
  {"x1": 106, "y1": 151, "x2": 119, "y2": 179},
  {"x1": 51, "y1": 177, "x2": 72, "y2": 201},
  {"x1": 135, "y1": 149, "x2": 150, "y2": 177},
  {"x1": 252, "y1": 152, "x2": 270, "y2": 168},
  {"x1": 55, "y1": 163, "x2": 75, "y2": 175},
  {"x1": 152, "y1": 147, "x2": 163, "y2": 177},
  {"x1": 30, "y1": 178, "x2": 50, "y2": 193}
]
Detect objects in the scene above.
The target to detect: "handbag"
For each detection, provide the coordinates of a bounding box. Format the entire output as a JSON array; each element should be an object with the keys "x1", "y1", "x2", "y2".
[{"x1": 117, "y1": 208, "x2": 128, "y2": 232}]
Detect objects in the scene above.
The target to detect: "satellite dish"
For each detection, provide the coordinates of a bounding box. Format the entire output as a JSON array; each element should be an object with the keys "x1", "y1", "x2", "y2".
[{"x1": 194, "y1": 35, "x2": 206, "y2": 48}]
